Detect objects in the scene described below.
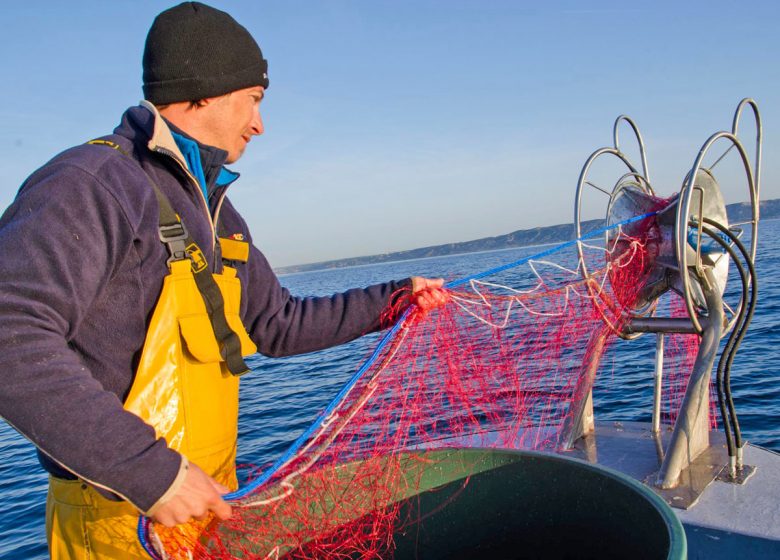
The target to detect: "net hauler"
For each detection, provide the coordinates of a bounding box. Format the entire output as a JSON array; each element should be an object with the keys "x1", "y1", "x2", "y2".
[{"x1": 567, "y1": 99, "x2": 762, "y2": 504}]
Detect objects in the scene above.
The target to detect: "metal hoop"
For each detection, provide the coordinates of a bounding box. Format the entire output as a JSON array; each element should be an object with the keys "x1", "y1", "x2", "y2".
[
  {"x1": 732, "y1": 98, "x2": 762, "y2": 261},
  {"x1": 675, "y1": 132, "x2": 757, "y2": 334},
  {"x1": 574, "y1": 146, "x2": 654, "y2": 339},
  {"x1": 613, "y1": 115, "x2": 651, "y2": 183},
  {"x1": 575, "y1": 147, "x2": 640, "y2": 279}
]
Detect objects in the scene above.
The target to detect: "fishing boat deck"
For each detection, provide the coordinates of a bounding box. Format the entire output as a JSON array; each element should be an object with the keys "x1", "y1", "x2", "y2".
[
  {"x1": 568, "y1": 421, "x2": 780, "y2": 557},
  {"x1": 423, "y1": 420, "x2": 780, "y2": 557}
]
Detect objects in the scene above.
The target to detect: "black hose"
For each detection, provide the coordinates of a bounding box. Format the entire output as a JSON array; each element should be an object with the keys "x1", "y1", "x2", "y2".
[
  {"x1": 696, "y1": 223, "x2": 747, "y2": 460},
  {"x1": 699, "y1": 225, "x2": 747, "y2": 459},
  {"x1": 702, "y1": 217, "x2": 758, "y2": 451}
]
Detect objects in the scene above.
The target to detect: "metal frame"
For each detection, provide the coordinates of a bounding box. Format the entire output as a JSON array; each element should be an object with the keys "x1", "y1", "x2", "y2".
[
  {"x1": 657, "y1": 268, "x2": 724, "y2": 488},
  {"x1": 569, "y1": 99, "x2": 762, "y2": 489},
  {"x1": 558, "y1": 326, "x2": 611, "y2": 449}
]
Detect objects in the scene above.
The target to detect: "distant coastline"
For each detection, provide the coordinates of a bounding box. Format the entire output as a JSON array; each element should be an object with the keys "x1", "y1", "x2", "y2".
[{"x1": 276, "y1": 199, "x2": 779, "y2": 275}]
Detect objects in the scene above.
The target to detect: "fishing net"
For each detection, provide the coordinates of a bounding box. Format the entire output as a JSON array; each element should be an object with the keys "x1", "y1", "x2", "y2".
[
  {"x1": 145, "y1": 207, "x2": 702, "y2": 559},
  {"x1": 662, "y1": 298, "x2": 712, "y2": 428}
]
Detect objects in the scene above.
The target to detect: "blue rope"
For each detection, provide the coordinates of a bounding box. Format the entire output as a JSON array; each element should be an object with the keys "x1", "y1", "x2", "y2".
[
  {"x1": 227, "y1": 212, "x2": 656, "y2": 499},
  {"x1": 446, "y1": 213, "x2": 656, "y2": 288},
  {"x1": 138, "y1": 516, "x2": 161, "y2": 559},
  {"x1": 138, "y1": 309, "x2": 414, "y2": 557},
  {"x1": 226, "y1": 305, "x2": 413, "y2": 501},
  {"x1": 137, "y1": 211, "x2": 657, "y2": 556}
]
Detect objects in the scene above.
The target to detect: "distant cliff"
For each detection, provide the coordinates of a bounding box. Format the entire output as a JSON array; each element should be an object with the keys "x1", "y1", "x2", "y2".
[{"x1": 277, "y1": 198, "x2": 778, "y2": 274}]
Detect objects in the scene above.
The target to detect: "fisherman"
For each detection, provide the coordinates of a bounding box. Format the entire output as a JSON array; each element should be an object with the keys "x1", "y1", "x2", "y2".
[{"x1": 0, "y1": 2, "x2": 446, "y2": 557}]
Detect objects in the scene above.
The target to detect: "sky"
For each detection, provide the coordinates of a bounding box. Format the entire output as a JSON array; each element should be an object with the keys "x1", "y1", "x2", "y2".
[{"x1": 1, "y1": 1, "x2": 778, "y2": 267}]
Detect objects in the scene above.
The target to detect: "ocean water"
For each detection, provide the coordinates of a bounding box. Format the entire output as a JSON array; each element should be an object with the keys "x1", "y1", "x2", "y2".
[{"x1": 1, "y1": 219, "x2": 779, "y2": 559}]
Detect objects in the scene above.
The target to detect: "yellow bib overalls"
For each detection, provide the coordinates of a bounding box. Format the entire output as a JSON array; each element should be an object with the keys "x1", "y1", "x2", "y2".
[{"x1": 46, "y1": 143, "x2": 256, "y2": 559}]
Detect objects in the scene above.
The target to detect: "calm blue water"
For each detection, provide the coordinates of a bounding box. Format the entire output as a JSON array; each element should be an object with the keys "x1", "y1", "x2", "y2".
[{"x1": 2, "y1": 219, "x2": 779, "y2": 559}]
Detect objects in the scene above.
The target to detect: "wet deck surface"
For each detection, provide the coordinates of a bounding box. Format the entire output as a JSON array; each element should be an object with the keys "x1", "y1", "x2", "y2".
[
  {"x1": 572, "y1": 421, "x2": 780, "y2": 556},
  {"x1": 418, "y1": 421, "x2": 780, "y2": 555}
]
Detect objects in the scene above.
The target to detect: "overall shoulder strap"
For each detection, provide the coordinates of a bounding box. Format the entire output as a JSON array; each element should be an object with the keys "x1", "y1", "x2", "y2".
[{"x1": 87, "y1": 139, "x2": 250, "y2": 376}]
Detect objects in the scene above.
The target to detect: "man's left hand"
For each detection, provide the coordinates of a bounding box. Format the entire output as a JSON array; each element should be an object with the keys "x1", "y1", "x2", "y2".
[{"x1": 410, "y1": 277, "x2": 449, "y2": 312}]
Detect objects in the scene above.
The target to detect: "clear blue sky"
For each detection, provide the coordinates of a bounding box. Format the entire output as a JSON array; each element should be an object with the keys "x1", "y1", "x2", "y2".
[{"x1": 1, "y1": 1, "x2": 777, "y2": 267}]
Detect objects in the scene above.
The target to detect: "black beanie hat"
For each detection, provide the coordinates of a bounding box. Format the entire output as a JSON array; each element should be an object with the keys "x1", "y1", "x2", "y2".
[{"x1": 143, "y1": 2, "x2": 269, "y2": 105}]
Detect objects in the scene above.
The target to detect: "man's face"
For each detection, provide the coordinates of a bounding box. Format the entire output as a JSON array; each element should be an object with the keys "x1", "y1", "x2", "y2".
[{"x1": 200, "y1": 86, "x2": 265, "y2": 163}]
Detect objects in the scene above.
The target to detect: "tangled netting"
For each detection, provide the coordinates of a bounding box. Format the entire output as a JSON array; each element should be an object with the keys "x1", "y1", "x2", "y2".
[{"x1": 149, "y1": 209, "x2": 703, "y2": 559}]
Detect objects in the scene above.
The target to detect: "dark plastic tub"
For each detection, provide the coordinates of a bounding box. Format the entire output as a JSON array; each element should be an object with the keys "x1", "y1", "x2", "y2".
[
  {"x1": 217, "y1": 448, "x2": 686, "y2": 559},
  {"x1": 391, "y1": 449, "x2": 686, "y2": 559}
]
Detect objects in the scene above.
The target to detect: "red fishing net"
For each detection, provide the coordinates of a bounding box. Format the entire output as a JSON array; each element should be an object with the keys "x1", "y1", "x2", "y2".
[
  {"x1": 662, "y1": 298, "x2": 714, "y2": 429},
  {"x1": 149, "y1": 210, "x2": 702, "y2": 559}
]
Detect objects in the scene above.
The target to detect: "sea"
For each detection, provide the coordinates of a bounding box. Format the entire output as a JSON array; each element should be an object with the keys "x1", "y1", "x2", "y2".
[{"x1": 2, "y1": 219, "x2": 779, "y2": 559}]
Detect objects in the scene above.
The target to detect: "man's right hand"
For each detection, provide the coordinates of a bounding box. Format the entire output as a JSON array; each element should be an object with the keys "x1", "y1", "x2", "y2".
[{"x1": 150, "y1": 462, "x2": 232, "y2": 527}]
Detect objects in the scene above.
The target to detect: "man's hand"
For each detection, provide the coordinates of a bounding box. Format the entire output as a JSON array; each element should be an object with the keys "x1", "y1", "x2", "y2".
[
  {"x1": 410, "y1": 277, "x2": 449, "y2": 312},
  {"x1": 150, "y1": 462, "x2": 232, "y2": 527}
]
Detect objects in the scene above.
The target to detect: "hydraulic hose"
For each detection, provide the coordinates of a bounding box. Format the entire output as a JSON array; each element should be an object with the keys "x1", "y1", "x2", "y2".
[
  {"x1": 702, "y1": 217, "x2": 758, "y2": 455},
  {"x1": 697, "y1": 224, "x2": 747, "y2": 462}
]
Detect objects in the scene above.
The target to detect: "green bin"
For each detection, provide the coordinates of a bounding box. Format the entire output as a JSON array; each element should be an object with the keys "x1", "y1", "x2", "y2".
[{"x1": 391, "y1": 449, "x2": 686, "y2": 560}]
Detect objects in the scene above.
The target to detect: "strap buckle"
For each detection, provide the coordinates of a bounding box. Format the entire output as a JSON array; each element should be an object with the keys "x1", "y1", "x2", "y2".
[{"x1": 159, "y1": 222, "x2": 190, "y2": 265}]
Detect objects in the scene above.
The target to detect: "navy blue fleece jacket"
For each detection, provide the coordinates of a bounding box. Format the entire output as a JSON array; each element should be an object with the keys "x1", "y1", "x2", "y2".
[{"x1": 0, "y1": 103, "x2": 410, "y2": 512}]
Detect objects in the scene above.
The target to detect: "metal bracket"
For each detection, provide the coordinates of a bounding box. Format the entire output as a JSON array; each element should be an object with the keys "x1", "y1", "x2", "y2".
[
  {"x1": 716, "y1": 464, "x2": 757, "y2": 485},
  {"x1": 559, "y1": 327, "x2": 610, "y2": 450},
  {"x1": 656, "y1": 267, "x2": 724, "y2": 489}
]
